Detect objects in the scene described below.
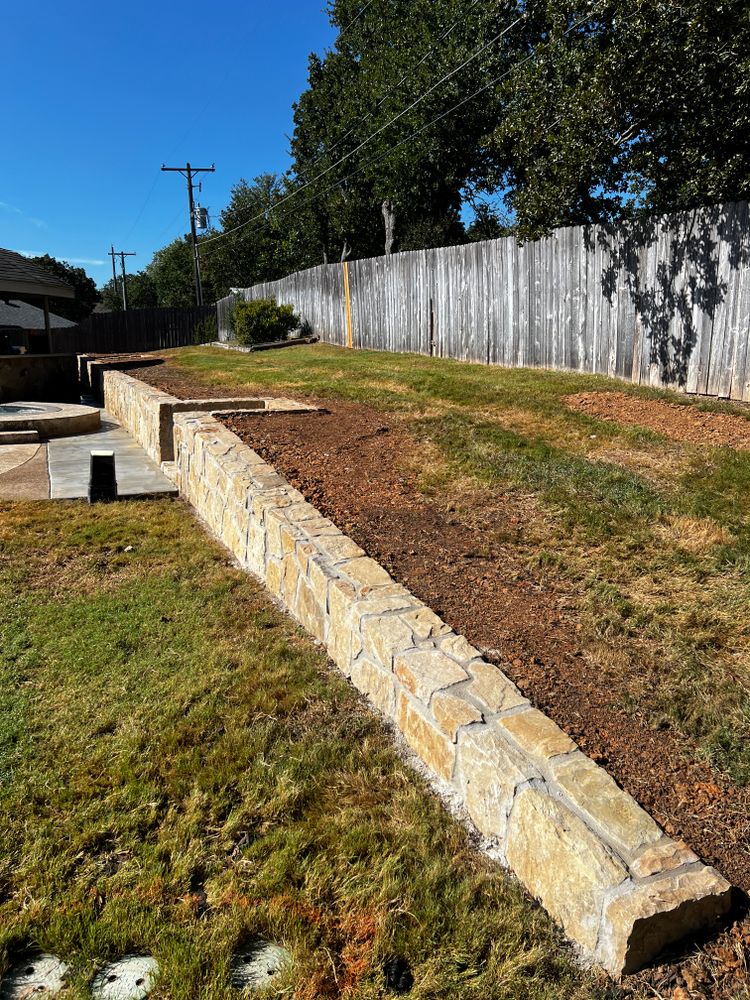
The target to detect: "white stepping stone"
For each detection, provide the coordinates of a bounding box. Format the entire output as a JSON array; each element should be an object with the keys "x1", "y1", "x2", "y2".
[
  {"x1": 230, "y1": 940, "x2": 292, "y2": 991},
  {"x1": 91, "y1": 955, "x2": 158, "y2": 999},
  {"x1": 0, "y1": 953, "x2": 69, "y2": 997}
]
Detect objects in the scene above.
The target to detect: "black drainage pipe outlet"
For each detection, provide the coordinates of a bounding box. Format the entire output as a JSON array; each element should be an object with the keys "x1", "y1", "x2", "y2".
[{"x1": 89, "y1": 450, "x2": 118, "y2": 503}]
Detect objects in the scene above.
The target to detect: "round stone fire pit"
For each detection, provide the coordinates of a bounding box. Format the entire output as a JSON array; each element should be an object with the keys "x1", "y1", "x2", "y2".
[{"x1": 0, "y1": 401, "x2": 100, "y2": 438}]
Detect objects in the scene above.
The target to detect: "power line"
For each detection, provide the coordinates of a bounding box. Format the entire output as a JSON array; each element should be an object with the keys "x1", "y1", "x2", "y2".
[
  {"x1": 201, "y1": 11, "x2": 526, "y2": 248},
  {"x1": 336, "y1": 0, "x2": 376, "y2": 42},
  {"x1": 122, "y1": 171, "x2": 163, "y2": 244},
  {"x1": 200, "y1": 5, "x2": 602, "y2": 260}
]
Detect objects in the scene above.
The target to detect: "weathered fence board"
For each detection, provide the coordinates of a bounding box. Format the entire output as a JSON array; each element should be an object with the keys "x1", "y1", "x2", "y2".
[
  {"x1": 217, "y1": 201, "x2": 750, "y2": 401},
  {"x1": 53, "y1": 306, "x2": 215, "y2": 355}
]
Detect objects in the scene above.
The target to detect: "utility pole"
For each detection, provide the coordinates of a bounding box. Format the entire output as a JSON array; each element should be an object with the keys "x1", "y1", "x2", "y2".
[
  {"x1": 108, "y1": 245, "x2": 119, "y2": 301},
  {"x1": 161, "y1": 161, "x2": 215, "y2": 306},
  {"x1": 115, "y1": 250, "x2": 136, "y2": 311}
]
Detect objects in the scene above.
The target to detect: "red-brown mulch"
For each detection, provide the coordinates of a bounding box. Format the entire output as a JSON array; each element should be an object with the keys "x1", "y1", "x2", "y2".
[
  {"x1": 128, "y1": 361, "x2": 237, "y2": 400},
  {"x1": 566, "y1": 391, "x2": 750, "y2": 448},
  {"x1": 129, "y1": 363, "x2": 750, "y2": 996}
]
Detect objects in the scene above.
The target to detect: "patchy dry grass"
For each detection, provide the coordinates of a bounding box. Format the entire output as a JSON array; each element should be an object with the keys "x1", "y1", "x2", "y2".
[
  {"x1": 0, "y1": 499, "x2": 616, "y2": 999},
  {"x1": 154, "y1": 345, "x2": 750, "y2": 784}
]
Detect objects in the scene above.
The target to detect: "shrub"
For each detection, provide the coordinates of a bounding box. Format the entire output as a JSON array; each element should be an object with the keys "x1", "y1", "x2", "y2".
[
  {"x1": 192, "y1": 314, "x2": 218, "y2": 344},
  {"x1": 231, "y1": 298, "x2": 299, "y2": 346}
]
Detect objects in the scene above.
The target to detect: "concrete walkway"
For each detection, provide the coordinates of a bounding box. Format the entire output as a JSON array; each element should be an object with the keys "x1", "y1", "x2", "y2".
[{"x1": 0, "y1": 409, "x2": 176, "y2": 501}]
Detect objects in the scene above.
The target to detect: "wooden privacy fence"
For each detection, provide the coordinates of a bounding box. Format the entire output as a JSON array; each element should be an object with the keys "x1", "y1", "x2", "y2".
[
  {"x1": 217, "y1": 201, "x2": 750, "y2": 401},
  {"x1": 53, "y1": 306, "x2": 216, "y2": 355}
]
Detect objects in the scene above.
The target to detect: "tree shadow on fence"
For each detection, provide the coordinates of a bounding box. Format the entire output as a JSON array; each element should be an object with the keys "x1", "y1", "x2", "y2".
[{"x1": 588, "y1": 202, "x2": 749, "y2": 388}]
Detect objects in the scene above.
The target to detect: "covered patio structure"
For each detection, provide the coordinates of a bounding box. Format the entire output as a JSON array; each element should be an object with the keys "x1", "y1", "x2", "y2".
[{"x1": 0, "y1": 248, "x2": 74, "y2": 353}]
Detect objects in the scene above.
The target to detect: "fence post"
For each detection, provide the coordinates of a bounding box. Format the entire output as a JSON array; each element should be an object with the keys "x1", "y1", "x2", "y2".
[{"x1": 342, "y1": 261, "x2": 353, "y2": 349}]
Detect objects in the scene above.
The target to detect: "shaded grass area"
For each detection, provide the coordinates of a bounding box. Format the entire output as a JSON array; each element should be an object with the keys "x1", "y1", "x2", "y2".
[
  {"x1": 0, "y1": 499, "x2": 614, "y2": 999},
  {"x1": 157, "y1": 346, "x2": 750, "y2": 783}
]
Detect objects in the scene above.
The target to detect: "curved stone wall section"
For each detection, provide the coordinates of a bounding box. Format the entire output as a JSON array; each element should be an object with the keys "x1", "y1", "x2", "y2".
[{"x1": 106, "y1": 370, "x2": 732, "y2": 976}]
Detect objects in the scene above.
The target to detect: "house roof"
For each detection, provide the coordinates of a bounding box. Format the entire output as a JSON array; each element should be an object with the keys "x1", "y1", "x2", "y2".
[
  {"x1": 0, "y1": 248, "x2": 75, "y2": 299},
  {"x1": 0, "y1": 298, "x2": 76, "y2": 330}
]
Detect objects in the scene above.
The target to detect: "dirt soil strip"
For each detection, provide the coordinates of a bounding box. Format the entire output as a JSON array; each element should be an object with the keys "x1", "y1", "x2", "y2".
[
  {"x1": 218, "y1": 405, "x2": 750, "y2": 884},
  {"x1": 565, "y1": 391, "x2": 750, "y2": 448}
]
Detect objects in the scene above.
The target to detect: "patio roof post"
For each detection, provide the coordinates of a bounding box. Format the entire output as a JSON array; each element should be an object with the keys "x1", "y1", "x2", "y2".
[{"x1": 43, "y1": 295, "x2": 52, "y2": 353}]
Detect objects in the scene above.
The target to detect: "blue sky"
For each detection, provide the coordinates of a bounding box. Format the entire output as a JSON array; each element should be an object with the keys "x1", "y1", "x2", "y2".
[{"x1": 2, "y1": 1, "x2": 336, "y2": 286}]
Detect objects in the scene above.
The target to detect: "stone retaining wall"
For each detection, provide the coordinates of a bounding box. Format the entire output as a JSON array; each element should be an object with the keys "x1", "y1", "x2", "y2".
[
  {"x1": 103, "y1": 370, "x2": 315, "y2": 464},
  {"x1": 106, "y1": 370, "x2": 732, "y2": 977}
]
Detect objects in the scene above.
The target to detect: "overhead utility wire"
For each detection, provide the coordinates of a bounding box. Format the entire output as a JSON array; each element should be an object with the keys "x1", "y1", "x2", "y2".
[
  {"x1": 201, "y1": 5, "x2": 602, "y2": 259},
  {"x1": 200, "y1": 12, "x2": 526, "y2": 248},
  {"x1": 300, "y1": 0, "x2": 485, "y2": 177},
  {"x1": 336, "y1": 0, "x2": 376, "y2": 42}
]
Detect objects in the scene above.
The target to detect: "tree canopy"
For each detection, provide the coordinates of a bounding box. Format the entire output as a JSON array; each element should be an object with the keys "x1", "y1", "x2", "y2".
[
  {"x1": 129, "y1": 0, "x2": 749, "y2": 304},
  {"x1": 28, "y1": 254, "x2": 99, "y2": 322}
]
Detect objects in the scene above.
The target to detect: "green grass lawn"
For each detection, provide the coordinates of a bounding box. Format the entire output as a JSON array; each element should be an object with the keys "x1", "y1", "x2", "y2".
[
  {"x1": 157, "y1": 345, "x2": 750, "y2": 784},
  {"x1": 0, "y1": 498, "x2": 614, "y2": 999}
]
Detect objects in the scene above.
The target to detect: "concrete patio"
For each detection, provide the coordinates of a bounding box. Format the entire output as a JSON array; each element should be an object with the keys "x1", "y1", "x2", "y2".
[{"x1": 0, "y1": 408, "x2": 176, "y2": 501}]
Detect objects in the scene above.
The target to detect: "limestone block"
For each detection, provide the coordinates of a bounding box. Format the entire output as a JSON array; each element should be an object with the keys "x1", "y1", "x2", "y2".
[
  {"x1": 266, "y1": 558, "x2": 284, "y2": 600},
  {"x1": 312, "y1": 534, "x2": 366, "y2": 564},
  {"x1": 282, "y1": 553, "x2": 300, "y2": 608},
  {"x1": 252, "y1": 471, "x2": 288, "y2": 492},
  {"x1": 279, "y1": 521, "x2": 303, "y2": 557},
  {"x1": 351, "y1": 657, "x2": 396, "y2": 716},
  {"x1": 629, "y1": 839, "x2": 699, "y2": 879},
  {"x1": 499, "y1": 709, "x2": 577, "y2": 763},
  {"x1": 396, "y1": 690, "x2": 456, "y2": 782},
  {"x1": 441, "y1": 633, "x2": 484, "y2": 663},
  {"x1": 349, "y1": 594, "x2": 417, "y2": 632},
  {"x1": 393, "y1": 649, "x2": 468, "y2": 704},
  {"x1": 265, "y1": 507, "x2": 292, "y2": 559},
  {"x1": 246, "y1": 520, "x2": 266, "y2": 577},
  {"x1": 300, "y1": 516, "x2": 342, "y2": 537},
  {"x1": 328, "y1": 579, "x2": 359, "y2": 673},
  {"x1": 431, "y1": 691, "x2": 483, "y2": 742},
  {"x1": 308, "y1": 555, "x2": 337, "y2": 612},
  {"x1": 228, "y1": 472, "x2": 255, "y2": 506},
  {"x1": 295, "y1": 577, "x2": 326, "y2": 642},
  {"x1": 224, "y1": 513, "x2": 247, "y2": 563},
  {"x1": 400, "y1": 607, "x2": 452, "y2": 641},
  {"x1": 297, "y1": 541, "x2": 318, "y2": 579},
  {"x1": 467, "y1": 662, "x2": 528, "y2": 714},
  {"x1": 365, "y1": 582, "x2": 415, "y2": 601},
  {"x1": 339, "y1": 556, "x2": 393, "y2": 590},
  {"x1": 552, "y1": 756, "x2": 661, "y2": 859},
  {"x1": 596, "y1": 867, "x2": 732, "y2": 976},
  {"x1": 457, "y1": 725, "x2": 536, "y2": 839},
  {"x1": 361, "y1": 614, "x2": 416, "y2": 672},
  {"x1": 285, "y1": 500, "x2": 323, "y2": 523},
  {"x1": 251, "y1": 490, "x2": 293, "y2": 525},
  {"x1": 506, "y1": 787, "x2": 629, "y2": 952}
]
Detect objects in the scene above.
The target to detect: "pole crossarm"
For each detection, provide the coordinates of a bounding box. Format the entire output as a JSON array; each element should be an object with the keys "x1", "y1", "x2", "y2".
[{"x1": 108, "y1": 248, "x2": 135, "y2": 311}]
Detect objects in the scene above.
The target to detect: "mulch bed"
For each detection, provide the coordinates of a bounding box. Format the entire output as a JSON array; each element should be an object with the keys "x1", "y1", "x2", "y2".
[
  {"x1": 566, "y1": 391, "x2": 750, "y2": 448},
  {"x1": 130, "y1": 363, "x2": 750, "y2": 997},
  {"x1": 128, "y1": 361, "x2": 234, "y2": 400}
]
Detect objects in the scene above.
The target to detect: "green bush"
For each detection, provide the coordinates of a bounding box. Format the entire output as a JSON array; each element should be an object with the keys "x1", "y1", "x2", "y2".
[
  {"x1": 192, "y1": 314, "x2": 218, "y2": 344},
  {"x1": 231, "y1": 298, "x2": 299, "y2": 346}
]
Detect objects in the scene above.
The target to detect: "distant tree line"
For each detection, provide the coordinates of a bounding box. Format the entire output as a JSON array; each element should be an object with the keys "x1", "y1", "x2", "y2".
[{"x1": 103, "y1": 0, "x2": 750, "y2": 307}]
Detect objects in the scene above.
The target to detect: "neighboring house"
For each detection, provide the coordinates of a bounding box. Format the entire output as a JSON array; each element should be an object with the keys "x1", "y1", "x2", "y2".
[{"x1": 0, "y1": 248, "x2": 74, "y2": 353}]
